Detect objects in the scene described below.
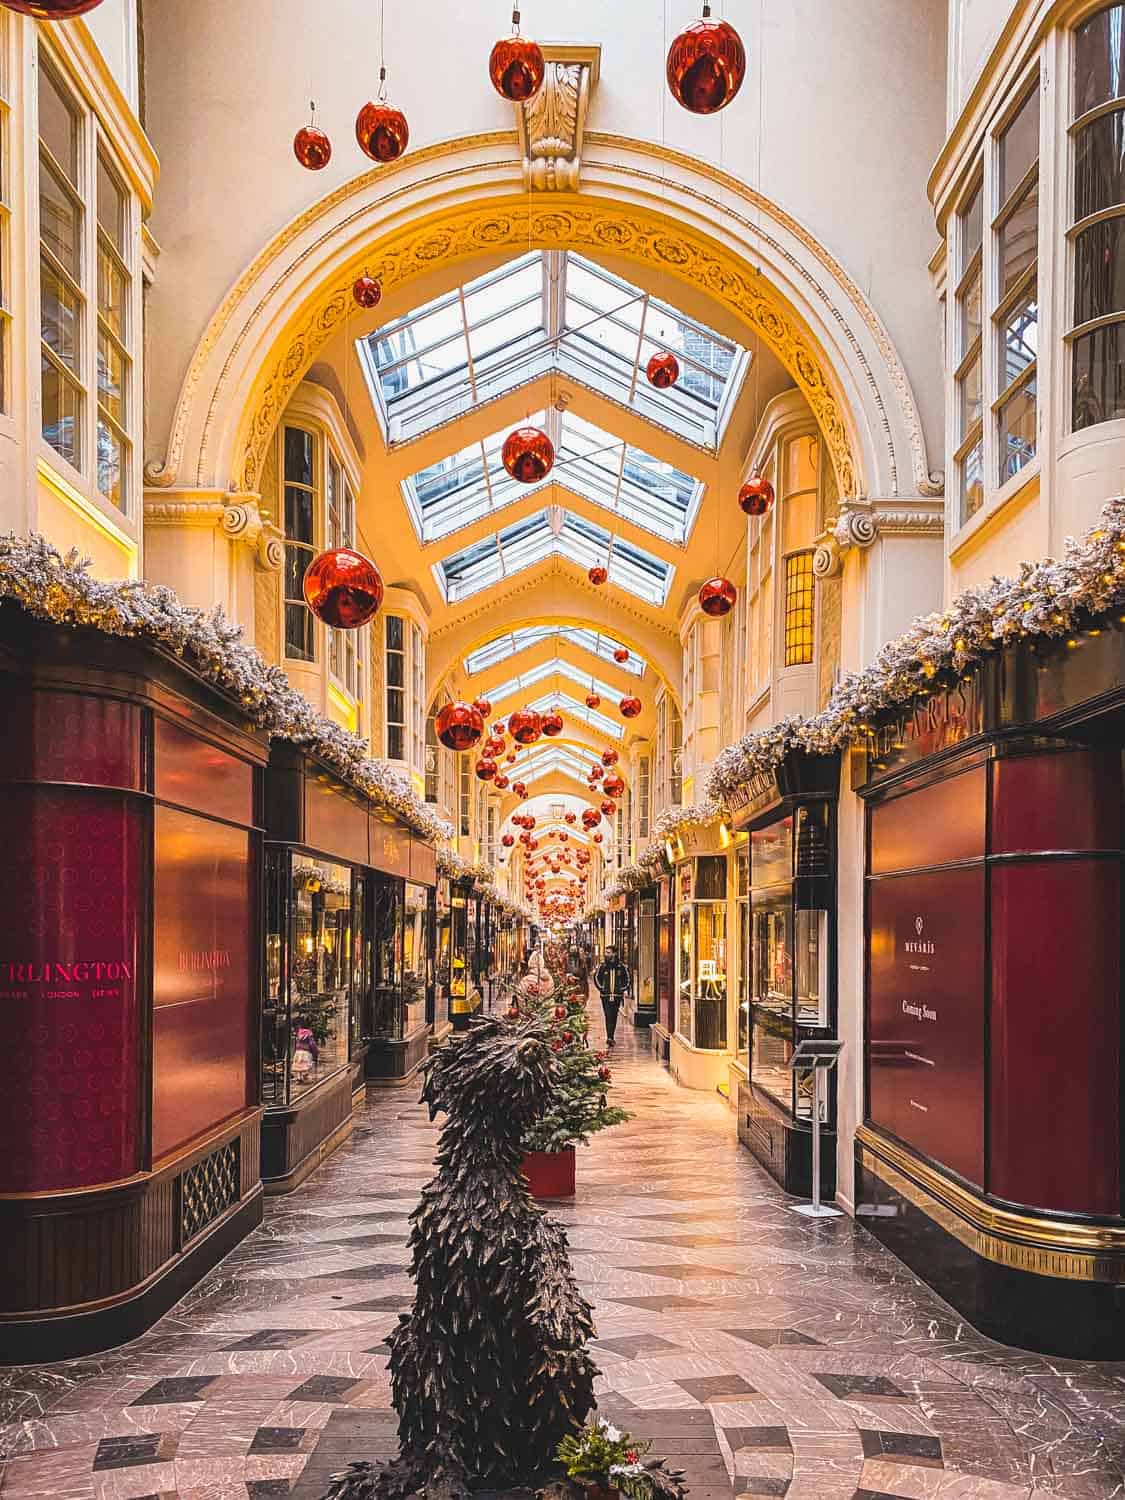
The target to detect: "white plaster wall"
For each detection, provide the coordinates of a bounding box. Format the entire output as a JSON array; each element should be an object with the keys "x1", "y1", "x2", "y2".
[
  {"x1": 948, "y1": 0, "x2": 1011, "y2": 121},
  {"x1": 141, "y1": 0, "x2": 947, "y2": 482},
  {"x1": 84, "y1": 0, "x2": 137, "y2": 110}
]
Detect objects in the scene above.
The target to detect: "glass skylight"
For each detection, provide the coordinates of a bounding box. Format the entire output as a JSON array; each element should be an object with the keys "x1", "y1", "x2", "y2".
[
  {"x1": 528, "y1": 691, "x2": 624, "y2": 740},
  {"x1": 434, "y1": 508, "x2": 673, "y2": 606},
  {"x1": 511, "y1": 744, "x2": 612, "y2": 788},
  {"x1": 463, "y1": 626, "x2": 646, "y2": 677},
  {"x1": 362, "y1": 251, "x2": 748, "y2": 450},
  {"x1": 487, "y1": 659, "x2": 621, "y2": 708}
]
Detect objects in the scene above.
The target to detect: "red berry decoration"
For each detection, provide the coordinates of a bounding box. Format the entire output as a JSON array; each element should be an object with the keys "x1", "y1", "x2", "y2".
[
  {"x1": 585, "y1": 693, "x2": 601, "y2": 710},
  {"x1": 501, "y1": 425, "x2": 554, "y2": 484},
  {"x1": 302, "y1": 547, "x2": 384, "y2": 628},
  {"x1": 599, "y1": 1065, "x2": 612, "y2": 1082},
  {"x1": 738, "y1": 473, "x2": 775, "y2": 516},
  {"x1": 601, "y1": 749, "x2": 619, "y2": 766},
  {"x1": 613, "y1": 647, "x2": 630, "y2": 663},
  {"x1": 435, "y1": 701, "x2": 485, "y2": 752},
  {"x1": 541, "y1": 710, "x2": 564, "y2": 737},
  {"x1": 667, "y1": 4, "x2": 746, "y2": 114},
  {"x1": 604, "y1": 774, "x2": 625, "y2": 798},
  {"x1": 646, "y1": 351, "x2": 680, "y2": 389},
  {"x1": 509, "y1": 708, "x2": 543, "y2": 745},
  {"x1": 294, "y1": 121, "x2": 332, "y2": 171},
  {"x1": 488, "y1": 21, "x2": 546, "y2": 101},
  {"x1": 619, "y1": 695, "x2": 642, "y2": 719},
  {"x1": 588, "y1": 565, "x2": 608, "y2": 586},
  {"x1": 356, "y1": 90, "x2": 410, "y2": 162},
  {"x1": 353, "y1": 275, "x2": 382, "y2": 309},
  {"x1": 699, "y1": 576, "x2": 737, "y2": 618},
  {"x1": 502, "y1": 834, "x2": 515, "y2": 847}
]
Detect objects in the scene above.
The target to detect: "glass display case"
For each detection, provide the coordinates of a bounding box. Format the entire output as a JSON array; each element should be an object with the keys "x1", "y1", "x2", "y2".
[
  {"x1": 264, "y1": 851, "x2": 356, "y2": 1105},
  {"x1": 748, "y1": 805, "x2": 832, "y2": 1121},
  {"x1": 675, "y1": 855, "x2": 729, "y2": 1049}
]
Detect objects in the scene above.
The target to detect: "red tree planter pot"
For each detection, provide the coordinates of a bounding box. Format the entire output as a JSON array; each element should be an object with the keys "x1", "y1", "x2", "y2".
[{"x1": 521, "y1": 1147, "x2": 576, "y2": 1198}]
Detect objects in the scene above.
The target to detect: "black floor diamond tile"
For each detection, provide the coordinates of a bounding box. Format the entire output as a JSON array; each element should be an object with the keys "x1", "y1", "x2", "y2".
[
  {"x1": 739, "y1": 1482, "x2": 790, "y2": 1497},
  {"x1": 607, "y1": 1295, "x2": 717, "y2": 1311},
  {"x1": 222, "y1": 1330, "x2": 320, "y2": 1351},
  {"x1": 591, "y1": 1333, "x2": 682, "y2": 1359},
  {"x1": 725, "y1": 1328, "x2": 823, "y2": 1349},
  {"x1": 678, "y1": 1374, "x2": 757, "y2": 1402},
  {"x1": 346, "y1": 1294, "x2": 414, "y2": 1312},
  {"x1": 288, "y1": 1376, "x2": 361, "y2": 1401},
  {"x1": 250, "y1": 1426, "x2": 307, "y2": 1454},
  {"x1": 307, "y1": 1264, "x2": 406, "y2": 1281},
  {"x1": 815, "y1": 1373, "x2": 908, "y2": 1400},
  {"x1": 93, "y1": 1433, "x2": 174, "y2": 1470},
  {"x1": 248, "y1": 1482, "x2": 295, "y2": 1497},
  {"x1": 859, "y1": 1430, "x2": 943, "y2": 1466},
  {"x1": 723, "y1": 1427, "x2": 792, "y2": 1451},
  {"x1": 619, "y1": 1263, "x2": 743, "y2": 1280},
  {"x1": 129, "y1": 1376, "x2": 216, "y2": 1405}
]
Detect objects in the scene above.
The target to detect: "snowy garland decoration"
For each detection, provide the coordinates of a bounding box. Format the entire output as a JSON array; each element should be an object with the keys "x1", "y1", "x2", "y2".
[
  {"x1": 0, "y1": 533, "x2": 452, "y2": 844},
  {"x1": 708, "y1": 498, "x2": 1125, "y2": 803}
]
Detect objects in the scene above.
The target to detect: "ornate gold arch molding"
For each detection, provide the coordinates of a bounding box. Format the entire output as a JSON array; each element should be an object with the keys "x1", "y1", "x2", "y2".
[{"x1": 233, "y1": 194, "x2": 857, "y2": 499}]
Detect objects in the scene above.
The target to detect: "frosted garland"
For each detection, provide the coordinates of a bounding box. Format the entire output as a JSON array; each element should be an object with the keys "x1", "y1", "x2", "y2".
[
  {"x1": 708, "y1": 498, "x2": 1125, "y2": 804},
  {"x1": 0, "y1": 533, "x2": 453, "y2": 844}
]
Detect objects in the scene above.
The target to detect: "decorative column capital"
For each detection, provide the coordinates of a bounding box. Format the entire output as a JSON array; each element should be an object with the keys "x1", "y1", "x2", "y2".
[
  {"x1": 515, "y1": 44, "x2": 601, "y2": 191},
  {"x1": 813, "y1": 497, "x2": 944, "y2": 579},
  {"x1": 143, "y1": 488, "x2": 283, "y2": 571}
]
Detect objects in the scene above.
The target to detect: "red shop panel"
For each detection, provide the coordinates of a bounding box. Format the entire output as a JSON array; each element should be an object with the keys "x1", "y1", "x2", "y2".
[
  {"x1": 990, "y1": 858, "x2": 1121, "y2": 1215},
  {"x1": 152, "y1": 805, "x2": 254, "y2": 1161},
  {"x1": 0, "y1": 687, "x2": 143, "y2": 790},
  {"x1": 154, "y1": 714, "x2": 254, "y2": 828},
  {"x1": 870, "y1": 765, "x2": 986, "y2": 876},
  {"x1": 0, "y1": 786, "x2": 143, "y2": 1191},
  {"x1": 992, "y1": 749, "x2": 1123, "y2": 856},
  {"x1": 868, "y1": 865, "x2": 986, "y2": 1187},
  {"x1": 306, "y1": 777, "x2": 368, "y2": 867}
]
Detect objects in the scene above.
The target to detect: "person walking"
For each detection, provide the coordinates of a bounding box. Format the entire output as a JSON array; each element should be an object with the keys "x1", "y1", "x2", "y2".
[{"x1": 593, "y1": 946, "x2": 631, "y2": 1047}]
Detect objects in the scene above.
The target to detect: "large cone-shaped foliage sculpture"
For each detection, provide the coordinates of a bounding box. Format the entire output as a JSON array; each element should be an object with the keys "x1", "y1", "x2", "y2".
[{"x1": 325, "y1": 1014, "x2": 597, "y2": 1500}]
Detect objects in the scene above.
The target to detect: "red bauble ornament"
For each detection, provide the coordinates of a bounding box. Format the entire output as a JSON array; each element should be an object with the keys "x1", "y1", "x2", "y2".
[
  {"x1": 502, "y1": 834, "x2": 515, "y2": 847},
  {"x1": 593, "y1": 832, "x2": 604, "y2": 844},
  {"x1": 699, "y1": 576, "x2": 737, "y2": 618},
  {"x1": 554, "y1": 1005, "x2": 568, "y2": 1020},
  {"x1": 525, "y1": 816, "x2": 536, "y2": 830},
  {"x1": 529, "y1": 838, "x2": 539, "y2": 851},
  {"x1": 738, "y1": 473, "x2": 775, "y2": 516},
  {"x1": 506, "y1": 752, "x2": 517, "y2": 764},
  {"x1": 646, "y1": 351, "x2": 680, "y2": 389},
  {"x1": 559, "y1": 831, "x2": 569, "y2": 842},
  {"x1": 353, "y1": 275, "x2": 382, "y2": 309},
  {"x1": 541, "y1": 710, "x2": 564, "y2": 737},
  {"x1": 666, "y1": 7, "x2": 746, "y2": 114},
  {"x1": 601, "y1": 800, "x2": 617, "y2": 818},
  {"x1": 585, "y1": 693, "x2": 601, "y2": 710},
  {"x1": 565, "y1": 811, "x2": 577, "y2": 824},
  {"x1": 475, "y1": 757, "x2": 498, "y2": 781},
  {"x1": 562, "y1": 1031, "x2": 575, "y2": 1044},
  {"x1": 582, "y1": 808, "x2": 601, "y2": 830},
  {"x1": 601, "y1": 749, "x2": 619, "y2": 766},
  {"x1": 513, "y1": 781, "x2": 528, "y2": 798},
  {"x1": 613, "y1": 647, "x2": 630, "y2": 664},
  {"x1": 599, "y1": 1065, "x2": 612, "y2": 1082},
  {"x1": 435, "y1": 701, "x2": 485, "y2": 752},
  {"x1": 302, "y1": 548, "x2": 384, "y2": 629},
  {"x1": 4, "y1": 0, "x2": 103, "y2": 12},
  {"x1": 485, "y1": 738, "x2": 505, "y2": 758},
  {"x1": 488, "y1": 29, "x2": 546, "y2": 101},
  {"x1": 494, "y1": 774, "x2": 510, "y2": 790},
  {"x1": 356, "y1": 97, "x2": 410, "y2": 162},
  {"x1": 589, "y1": 764, "x2": 604, "y2": 780},
  {"x1": 501, "y1": 426, "x2": 554, "y2": 484},
  {"x1": 588, "y1": 565, "x2": 608, "y2": 586},
  {"x1": 473, "y1": 698, "x2": 492, "y2": 717},
  {"x1": 294, "y1": 123, "x2": 332, "y2": 170},
  {"x1": 619, "y1": 695, "x2": 642, "y2": 719},
  {"x1": 509, "y1": 708, "x2": 543, "y2": 745},
  {"x1": 604, "y1": 774, "x2": 625, "y2": 798},
  {"x1": 506, "y1": 1005, "x2": 521, "y2": 1020}
]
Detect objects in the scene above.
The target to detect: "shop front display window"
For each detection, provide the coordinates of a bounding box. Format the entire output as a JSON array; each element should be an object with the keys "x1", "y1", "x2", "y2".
[
  {"x1": 403, "y1": 881, "x2": 430, "y2": 1034},
  {"x1": 264, "y1": 852, "x2": 355, "y2": 1105},
  {"x1": 435, "y1": 881, "x2": 451, "y2": 1017},
  {"x1": 637, "y1": 893, "x2": 656, "y2": 1009},
  {"x1": 369, "y1": 877, "x2": 404, "y2": 1039},
  {"x1": 677, "y1": 903, "x2": 692, "y2": 1038},
  {"x1": 675, "y1": 855, "x2": 728, "y2": 1049},
  {"x1": 736, "y1": 846, "x2": 750, "y2": 1060}
]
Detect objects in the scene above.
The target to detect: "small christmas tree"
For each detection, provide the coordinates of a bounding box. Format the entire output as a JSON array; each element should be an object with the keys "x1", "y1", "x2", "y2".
[{"x1": 512, "y1": 974, "x2": 631, "y2": 1154}]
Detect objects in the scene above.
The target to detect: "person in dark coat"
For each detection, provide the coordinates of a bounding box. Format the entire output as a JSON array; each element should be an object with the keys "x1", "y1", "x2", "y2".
[{"x1": 593, "y1": 946, "x2": 631, "y2": 1046}]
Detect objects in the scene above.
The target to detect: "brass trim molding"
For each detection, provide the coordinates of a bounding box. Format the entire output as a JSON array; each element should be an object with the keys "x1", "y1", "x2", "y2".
[{"x1": 856, "y1": 1125, "x2": 1125, "y2": 1283}]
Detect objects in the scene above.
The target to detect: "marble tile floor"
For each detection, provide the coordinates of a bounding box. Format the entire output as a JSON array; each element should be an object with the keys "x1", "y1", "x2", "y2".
[{"x1": 2, "y1": 1011, "x2": 1124, "y2": 1500}]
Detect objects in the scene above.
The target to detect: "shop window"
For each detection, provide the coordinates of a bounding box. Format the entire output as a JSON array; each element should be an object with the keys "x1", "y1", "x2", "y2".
[
  {"x1": 402, "y1": 882, "x2": 430, "y2": 1034},
  {"x1": 283, "y1": 427, "x2": 316, "y2": 662},
  {"x1": 385, "y1": 614, "x2": 406, "y2": 761},
  {"x1": 954, "y1": 176, "x2": 984, "y2": 520},
  {"x1": 783, "y1": 550, "x2": 815, "y2": 666},
  {"x1": 736, "y1": 844, "x2": 750, "y2": 1061},
  {"x1": 676, "y1": 855, "x2": 728, "y2": 1050},
  {"x1": 1072, "y1": 6, "x2": 1125, "y2": 429},
  {"x1": 994, "y1": 85, "x2": 1038, "y2": 483}
]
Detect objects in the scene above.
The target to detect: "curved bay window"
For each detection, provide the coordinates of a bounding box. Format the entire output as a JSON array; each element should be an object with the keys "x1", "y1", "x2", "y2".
[
  {"x1": 675, "y1": 856, "x2": 728, "y2": 1050},
  {"x1": 1072, "y1": 5, "x2": 1125, "y2": 429},
  {"x1": 264, "y1": 854, "x2": 356, "y2": 1105}
]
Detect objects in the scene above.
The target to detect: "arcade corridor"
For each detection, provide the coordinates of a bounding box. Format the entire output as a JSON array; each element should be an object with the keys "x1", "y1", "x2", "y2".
[{"x1": 1, "y1": 1016, "x2": 1122, "y2": 1500}]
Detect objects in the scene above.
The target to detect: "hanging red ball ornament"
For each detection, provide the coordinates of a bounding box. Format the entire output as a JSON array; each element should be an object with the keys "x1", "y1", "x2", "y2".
[
  {"x1": 529, "y1": 838, "x2": 539, "y2": 851},
  {"x1": 601, "y1": 749, "x2": 619, "y2": 766},
  {"x1": 513, "y1": 781, "x2": 528, "y2": 798},
  {"x1": 604, "y1": 774, "x2": 626, "y2": 799},
  {"x1": 699, "y1": 576, "x2": 737, "y2": 618},
  {"x1": 356, "y1": 91, "x2": 410, "y2": 162},
  {"x1": 508, "y1": 708, "x2": 543, "y2": 745},
  {"x1": 524, "y1": 816, "x2": 537, "y2": 830},
  {"x1": 585, "y1": 693, "x2": 601, "y2": 710},
  {"x1": 501, "y1": 426, "x2": 554, "y2": 484},
  {"x1": 666, "y1": 5, "x2": 746, "y2": 115},
  {"x1": 353, "y1": 275, "x2": 382, "y2": 309},
  {"x1": 475, "y1": 757, "x2": 498, "y2": 782},
  {"x1": 302, "y1": 548, "x2": 384, "y2": 629},
  {"x1": 565, "y1": 811, "x2": 577, "y2": 824},
  {"x1": 3, "y1": 0, "x2": 104, "y2": 12},
  {"x1": 293, "y1": 122, "x2": 332, "y2": 170},
  {"x1": 506, "y1": 752, "x2": 517, "y2": 764},
  {"x1": 593, "y1": 832, "x2": 604, "y2": 844},
  {"x1": 619, "y1": 695, "x2": 643, "y2": 719},
  {"x1": 559, "y1": 831, "x2": 569, "y2": 842},
  {"x1": 502, "y1": 834, "x2": 515, "y2": 848},
  {"x1": 588, "y1": 565, "x2": 608, "y2": 586},
  {"x1": 435, "y1": 701, "x2": 485, "y2": 752},
  {"x1": 601, "y1": 800, "x2": 617, "y2": 818},
  {"x1": 541, "y1": 710, "x2": 564, "y2": 737},
  {"x1": 589, "y1": 764, "x2": 604, "y2": 780},
  {"x1": 646, "y1": 351, "x2": 680, "y2": 389},
  {"x1": 738, "y1": 473, "x2": 775, "y2": 516},
  {"x1": 494, "y1": 774, "x2": 510, "y2": 790},
  {"x1": 485, "y1": 738, "x2": 505, "y2": 758},
  {"x1": 473, "y1": 698, "x2": 492, "y2": 718},
  {"x1": 488, "y1": 23, "x2": 546, "y2": 101},
  {"x1": 582, "y1": 808, "x2": 601, "y2": 830},
  {"x1": 613, "y1": 647, "x2": 630, "y2": 664}
]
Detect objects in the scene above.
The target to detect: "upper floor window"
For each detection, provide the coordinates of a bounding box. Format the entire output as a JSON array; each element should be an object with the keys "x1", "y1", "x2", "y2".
[
  {"x1": 1071, "y1": 6, "x2": 1125, "y2": 429},
  {"x1": 283, "y1": 426, "x2": 316, "y2": 662},
  {"x1": 38, "y1": 52, "x2": 135, "y2": 512},
  {"x1": 385, "y1": 614, "x2": 406, "y2": 761},
  {"x1": 326, "y1": 456, "x2": 360, "y2": 698},
  {"x1": 411, "y1": 623, "x2": 425, "y2": 771},
  {"x1": 0, "y1": 22, "x2": 10, "y2": 413},
  {"x1": 954, "y1": 177, "x2": 984, "y2": 519}
]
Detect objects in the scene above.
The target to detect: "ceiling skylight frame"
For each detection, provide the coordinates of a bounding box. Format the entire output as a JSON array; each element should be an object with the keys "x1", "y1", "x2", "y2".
[
  {"x1": 463, "y1": 626, "x2": 647, "y2": 678},
  {"x1": 528, "y1": 690, "x2": 625, "y2": 740}
]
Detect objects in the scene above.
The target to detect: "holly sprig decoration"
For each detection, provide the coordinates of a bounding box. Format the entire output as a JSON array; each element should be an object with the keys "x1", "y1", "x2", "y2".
[{"x1": 557, "y1": 1418, "x2": 650, "y2": 1495}]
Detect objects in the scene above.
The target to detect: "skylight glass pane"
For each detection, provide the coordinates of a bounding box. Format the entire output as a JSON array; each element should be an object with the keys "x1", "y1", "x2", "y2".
[
  {"x1": 436, "y1": 510, "x2": 555, "y2": 603},
  {"x1": 555, "y1": 412, "x2": 701, "y2": 543},
  {"x1": 558, "y1": 628, "x2": 645, "y2": 676},
  {"x1": 464, "y1": 627, "x2": 555, "y2": 675},
  {"x1": 529, "y1": 691, "x2": 625, "y2": 740},
  {"x1": 405, "y1": 414, "x2": 549, "y2": 543},
  {"x1": 465, "y1": 626, "x2": 645, "y2": 677},
  {"x1": 488, "y1": 658, "x2": 620, "y2": 706}
]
